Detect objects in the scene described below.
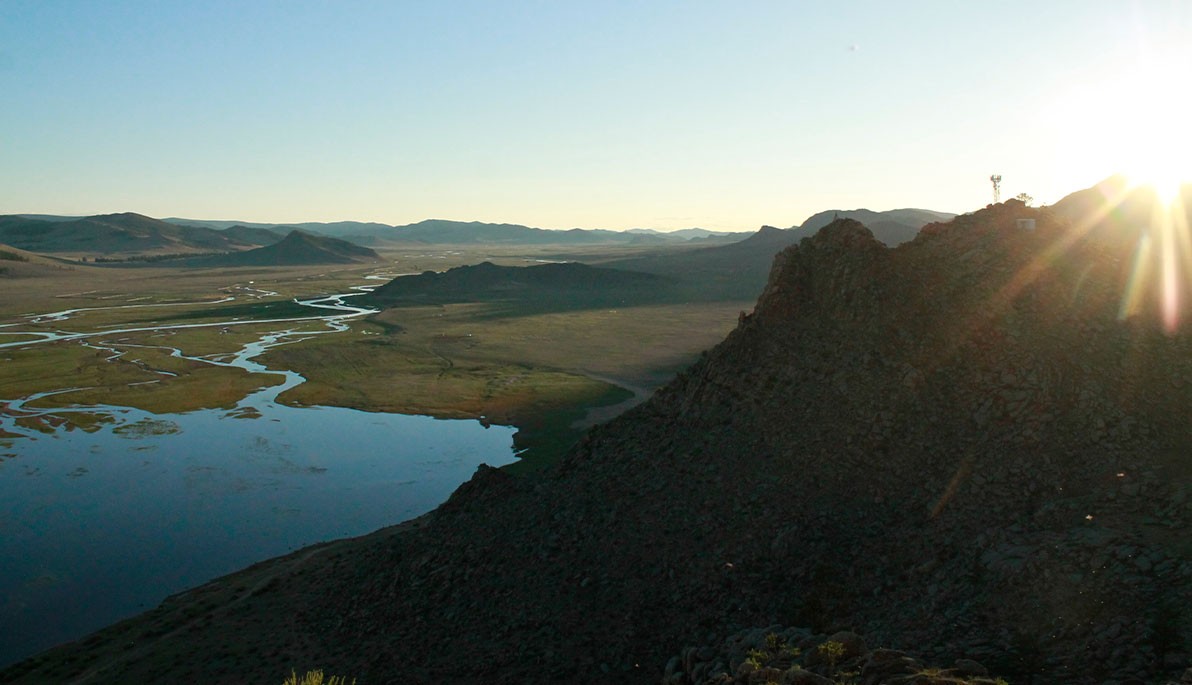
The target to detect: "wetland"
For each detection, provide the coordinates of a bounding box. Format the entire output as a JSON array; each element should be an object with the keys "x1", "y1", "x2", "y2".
[{"x1": 0, "y1": 245, "x2": 744, "y2": 666}]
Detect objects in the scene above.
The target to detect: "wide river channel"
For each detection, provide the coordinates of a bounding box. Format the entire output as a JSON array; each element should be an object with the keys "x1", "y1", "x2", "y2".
[{"x1": 0, "y1": 284, "x2": 517, "y2": 666}]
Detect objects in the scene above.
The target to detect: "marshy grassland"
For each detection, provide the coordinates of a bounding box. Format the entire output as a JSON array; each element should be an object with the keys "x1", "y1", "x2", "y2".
[
  {"x1": 265, "y1": 299, "x2": 744, "y2": 470},
  {"x1": 1, "y1": 244, "x2": 746, "y2": 469}
]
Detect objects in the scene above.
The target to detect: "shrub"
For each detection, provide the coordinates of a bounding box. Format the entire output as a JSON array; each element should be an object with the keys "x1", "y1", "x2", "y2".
[{"x1": 281, "y1": 669, "x2": 356, "y2": 685}]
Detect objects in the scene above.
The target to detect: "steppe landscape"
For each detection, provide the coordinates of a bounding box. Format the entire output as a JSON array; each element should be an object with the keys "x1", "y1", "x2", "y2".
[{"x1": 3, "y1": 3, "x2": 1192, "y2": 685}]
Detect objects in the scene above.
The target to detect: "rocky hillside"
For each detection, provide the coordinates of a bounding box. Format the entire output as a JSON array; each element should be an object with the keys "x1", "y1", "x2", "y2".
[{"x1": 6, "y1": 200, "x2": 1192, "y2": 684}]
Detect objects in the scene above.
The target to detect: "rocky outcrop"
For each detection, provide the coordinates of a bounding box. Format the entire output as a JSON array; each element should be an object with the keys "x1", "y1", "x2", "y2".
[{"x1": 7, "y1": 200, "x2": 1191, "y2": 684}]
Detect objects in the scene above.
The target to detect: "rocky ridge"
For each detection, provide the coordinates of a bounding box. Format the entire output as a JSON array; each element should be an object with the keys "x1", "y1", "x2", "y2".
[{"x1": 5, "y1": 200, "x2": 1191, "y2": 684}]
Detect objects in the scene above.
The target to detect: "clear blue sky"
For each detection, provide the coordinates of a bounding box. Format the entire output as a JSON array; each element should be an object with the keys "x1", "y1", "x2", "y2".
[{"x1": 2, "y1": 1, "x2": 1188, "y2": 230}]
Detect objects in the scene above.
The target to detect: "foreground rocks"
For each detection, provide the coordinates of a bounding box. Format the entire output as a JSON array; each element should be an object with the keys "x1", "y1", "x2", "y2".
[
  {"x1": 665, "y1": 625, "x2": 1006, "y2": 685},
  {"x1": 5, "y1": 200, "x2": 1192, "y2": 684}
]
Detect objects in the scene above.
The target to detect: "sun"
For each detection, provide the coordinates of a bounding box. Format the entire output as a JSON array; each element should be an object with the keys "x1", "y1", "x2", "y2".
[
  {"x1": 1039, "y1": 46, "x2": 1192, "y2": 332},
  {"x1": 1118, "y1": 56, "x2": 1190, "y2": 207},
  {"x1": 1046, "y1": 48, "x2": 1191, "y2": 206}
]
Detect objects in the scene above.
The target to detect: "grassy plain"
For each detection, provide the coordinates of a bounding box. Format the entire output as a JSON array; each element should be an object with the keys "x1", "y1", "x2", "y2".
[
  {"x1": 1, "y1": 244, "x2": 748, "y2": 469},
  {"x1": 263, "y1": 299, "x2": 744, "y2": 469}
]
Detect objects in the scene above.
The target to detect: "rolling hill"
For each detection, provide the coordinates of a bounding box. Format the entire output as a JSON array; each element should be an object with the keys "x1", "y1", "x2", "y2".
[
  {"x1": 190, "y1": 230, "x2": 381, "y2": 267},
  {"x1": 0, "y1": 213, "x2": 265, "y2": 255},
  {"x1": 219, "y1": 224, "x2": 286, "y2": 246},
  {"x1": 0, "y1": 244, "x2": 75, "y2": 278}
]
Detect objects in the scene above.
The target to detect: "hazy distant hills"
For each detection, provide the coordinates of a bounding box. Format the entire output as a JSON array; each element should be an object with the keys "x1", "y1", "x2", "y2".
[
  {"x1": 6, "y1": 206, "x2": 950, "y2": 261},
  {"x1": 190, "y1": 230, "x2": 381, "y2": 267},
  {"x1": 623, "y1": 227, "x2": 737, "y2": 241},
  {"x1": 602, "y1": 208, "x2": 953, "y2": 301},
  {"x1": 1, "y1": 213, "x2": 275, "y2": 255},
  {"x1": 362, "y1": 261, "x2": 667, "y2": 309},
  {"x1": 381, "y1": 219, "x2": 634, "y2": 245},
  {"x1": 0, "y1": 213, "x2": 369, "y2": 266},
  {"x1": 795, "y1": 207, "x2": 956, "y2": 245},
  {"x1": 166, "y1": 217, "x2": 741, "y2": 246},
  {"x1": 353, "y1": 206, "x2": 955, "y2": 305},
  {"x1": 362, "y1": 223, "x2": 815, "y2": 308},
  {"x1": 359, "y1": 204, "x2": 954, "y2": 308},
  {"x1": 165, "y1": 217, "x2": 395, "y2": 240},
  {"x1": 603, "y1": 225, "x2": 798, "y2": 301},
  {"x1": 10, "y1": 208, "x2": 950, "y2": 255}
]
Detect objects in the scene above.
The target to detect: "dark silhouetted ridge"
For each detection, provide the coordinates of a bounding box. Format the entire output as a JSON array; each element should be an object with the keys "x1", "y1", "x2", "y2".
[{"x1": 362, "y1": 260, "x2": 668, "y2": 308}]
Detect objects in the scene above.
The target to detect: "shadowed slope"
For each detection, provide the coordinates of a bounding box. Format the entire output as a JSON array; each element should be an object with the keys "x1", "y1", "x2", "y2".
[{"x1": 361, "y1": 260, "x2": 670, "y2": 310}]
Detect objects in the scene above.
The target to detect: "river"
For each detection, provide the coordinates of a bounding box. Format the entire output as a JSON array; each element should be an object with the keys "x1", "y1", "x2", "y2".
[{"x1": 0, "y1": 283, "x2": 517, "y2": 667}]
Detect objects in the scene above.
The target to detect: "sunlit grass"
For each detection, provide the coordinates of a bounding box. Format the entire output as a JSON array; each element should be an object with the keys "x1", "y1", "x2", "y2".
[
  {"x1": 281, "y1": 669, "x2": 355, "y2": 685},
  {"x1": 262, "y1": 301, "x2": 742, "y2": 468}
]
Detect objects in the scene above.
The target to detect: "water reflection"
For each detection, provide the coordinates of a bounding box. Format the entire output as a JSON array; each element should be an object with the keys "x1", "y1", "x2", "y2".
[{"x1": 0, "y1": 288, "x2": 517, "y2": 666}]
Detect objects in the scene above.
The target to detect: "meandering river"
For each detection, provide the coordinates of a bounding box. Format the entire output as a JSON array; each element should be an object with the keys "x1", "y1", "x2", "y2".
[{"x1": 0, "y1": 284, "x2": 517, "y2": 667}]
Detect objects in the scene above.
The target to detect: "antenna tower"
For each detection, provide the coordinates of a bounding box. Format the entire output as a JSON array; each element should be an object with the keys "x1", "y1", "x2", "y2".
[{"x1": 990, "y1": 174, "x2": 1003, "y2": 204}]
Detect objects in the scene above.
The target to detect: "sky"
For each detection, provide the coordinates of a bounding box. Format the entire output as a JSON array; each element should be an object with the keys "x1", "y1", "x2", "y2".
[{"x1": 1, "y1": 1, "x2": 1189, "y2": 231}]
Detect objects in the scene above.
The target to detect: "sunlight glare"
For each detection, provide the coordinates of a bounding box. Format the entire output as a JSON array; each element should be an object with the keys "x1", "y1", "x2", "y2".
[
  {"x1": 1118, "y1": 53, "x2": 1191, "y2": 207},
  {"x1": 1046, "y1": 49, "x2": 1191, "y2": 204}
]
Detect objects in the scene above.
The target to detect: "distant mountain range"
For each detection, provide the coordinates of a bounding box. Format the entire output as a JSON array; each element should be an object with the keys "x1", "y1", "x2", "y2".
[
  {"x1": 357, "y1": 207, "x2": 958, "y2": 308},
  {"x1": 164, "y1": 217, "x2": 395, "y2": 237},
  {"x1": 166, "y1": 217, "x2": 744, "y2": 247},
  {"x1": 6, "y1": 214, "x2": 746, "y2": 251},
  {"x1": 6, "y1": 207, "x2": 957, "y2": 258},
  {"x1": 795, "y1": 207, "x2": 956, "y2": 246},
  {"x1": 599, "y1": 208, "x2": 956, "y2": 301}
]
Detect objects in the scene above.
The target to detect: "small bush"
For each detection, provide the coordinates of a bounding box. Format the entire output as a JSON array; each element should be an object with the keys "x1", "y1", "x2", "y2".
[
  {"x1": 281, "y1": 668, "x2": 356, "y2": 685},
  {"x1": 818, "y1": 640, "x2": 845, "y2": 674}
]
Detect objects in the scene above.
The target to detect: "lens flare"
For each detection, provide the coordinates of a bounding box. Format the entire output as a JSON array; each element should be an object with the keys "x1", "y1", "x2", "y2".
[{"x1": 1115, "y1": 184, "x2": 1191, "y2": 332}]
